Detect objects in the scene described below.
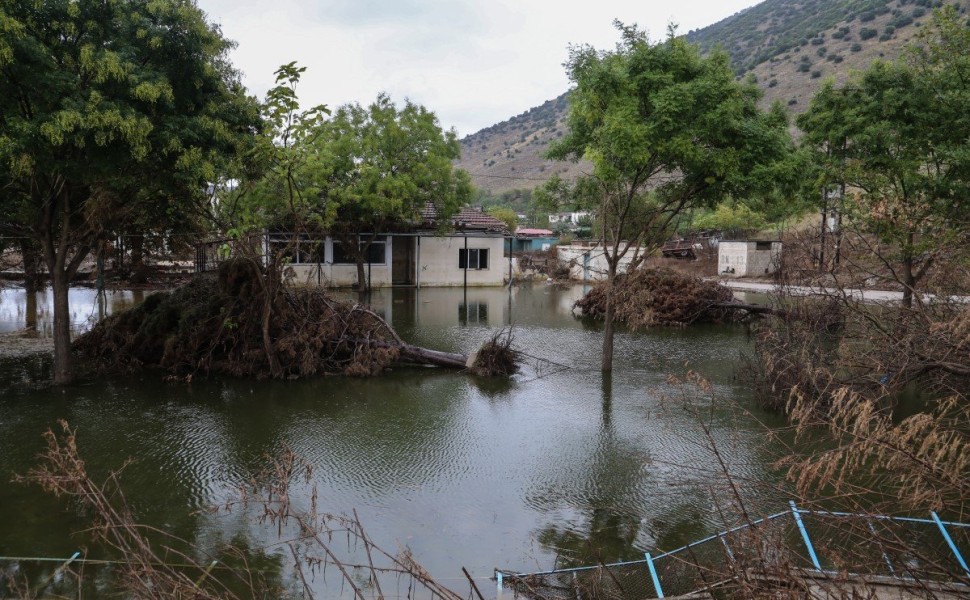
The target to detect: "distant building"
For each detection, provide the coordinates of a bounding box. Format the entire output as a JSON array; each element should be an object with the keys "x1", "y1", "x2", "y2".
[
  {"x1": 718, "y1": 240, "x2": 782, "y2": 277},
  {"x1": 511, "y1": 228, "x2": 558, "y2": 252},
  {"x1": 548, "y1": 211, "x2": 591, "y2": 226}
]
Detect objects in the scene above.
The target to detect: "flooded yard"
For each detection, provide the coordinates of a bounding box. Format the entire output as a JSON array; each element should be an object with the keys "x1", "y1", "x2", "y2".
[{"x1": 0, "y1": 282, "x2": 788, "y2": 594}]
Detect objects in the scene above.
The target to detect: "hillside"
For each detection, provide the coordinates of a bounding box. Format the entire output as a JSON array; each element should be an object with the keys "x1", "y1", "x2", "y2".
[{"x1": 458, "y1": 0, "x2": 967, "y2": 195}]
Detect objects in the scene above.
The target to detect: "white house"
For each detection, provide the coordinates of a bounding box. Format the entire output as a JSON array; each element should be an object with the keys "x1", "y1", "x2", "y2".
[
  {"x1": 718, "y1": 240, "x2": 782, "y2": 277},
  {"x1": 548, "y1": 211, "x2": 591, "y2": 226},
  {"x1": 200, "y1": 207, "x2": 512, "y2": 288}
]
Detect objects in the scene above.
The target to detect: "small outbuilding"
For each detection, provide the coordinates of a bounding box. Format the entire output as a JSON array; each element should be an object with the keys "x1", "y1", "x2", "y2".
[{"x1": 718, "y1": 240, "x2": 782, "y2": 277}]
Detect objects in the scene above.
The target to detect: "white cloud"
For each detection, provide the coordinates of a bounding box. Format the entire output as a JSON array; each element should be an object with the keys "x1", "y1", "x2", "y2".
[{"x1": 197, "y1": 0, "x2": 760, "y2": 137}]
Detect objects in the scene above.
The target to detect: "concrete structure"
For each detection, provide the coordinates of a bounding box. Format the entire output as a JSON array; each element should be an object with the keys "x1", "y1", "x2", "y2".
[
  {"x1": 548, "y1": 211, "x2": 591, "y2": 226},
  {"x1": 717, "y1": 240, "x2": 782, "y2": 277},
  {"x1": 198, "y1": 206, "x2": 511, "y2": 288},
  {"x1": 557, "y1": 242, "x2": 640, "y2": 282},
  {"x1": 278, "y1": 233, "x2": 509, "y2": 288},
  {"x1": 511, "y1": 228, "x2": 558, "y2": 253}
]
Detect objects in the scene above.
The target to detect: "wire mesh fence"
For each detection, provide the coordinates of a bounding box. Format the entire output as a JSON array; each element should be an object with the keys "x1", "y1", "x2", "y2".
[{"x1": 499, "y1": 502, "x2": 970, "y2": 600}]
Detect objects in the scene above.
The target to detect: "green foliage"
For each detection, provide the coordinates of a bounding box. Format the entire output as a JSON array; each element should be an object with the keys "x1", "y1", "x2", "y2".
[
  {"x1": 797, "y1": 7, "x2": 970, "y2": 301},
  {"x1": 693, "y1": 202, "x2": 768, "y2": 236},
  {"x1": 0, "y1": 0, "x2": 260, "y2": 382},
  {"x1": 309, "y1": 94, "x2": 471, "y2": 234},
  {"x1": 486, "y1": 207, "x2": 519, "y2": 232},
  {"x1": 860, "y1": 27, "x2": 879, "y2": 40}
]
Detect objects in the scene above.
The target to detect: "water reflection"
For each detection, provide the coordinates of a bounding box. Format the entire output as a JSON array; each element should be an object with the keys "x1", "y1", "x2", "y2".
[
  {"x1": 0, "y1": 282, "x2": 791, "y2": 593},
  {"x1": 0, "y1": 286, "x2": 152, "y2": 336}
]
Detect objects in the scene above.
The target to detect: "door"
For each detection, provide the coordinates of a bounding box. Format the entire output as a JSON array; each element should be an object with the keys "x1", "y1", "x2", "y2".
[{"x1": 392, "y1": 236, "x2": 414, "y2": 285}]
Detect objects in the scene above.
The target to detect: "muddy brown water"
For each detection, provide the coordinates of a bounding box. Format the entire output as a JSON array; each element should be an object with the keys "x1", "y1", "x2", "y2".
[{"x1": 0, "y1": 283, "x2": 790, "y2": 595}]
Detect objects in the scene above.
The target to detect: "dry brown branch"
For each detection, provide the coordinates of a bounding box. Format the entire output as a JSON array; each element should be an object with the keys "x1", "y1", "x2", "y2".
[{"x1": 574, "y1": 267, "x2": 740, "y2": 328}]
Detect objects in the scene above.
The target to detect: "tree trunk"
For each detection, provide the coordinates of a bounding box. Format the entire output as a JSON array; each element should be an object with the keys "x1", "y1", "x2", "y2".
[
  {"x1": 258, "y1": 259, "x2": 283, "y2": 378},
  {"x1": 901, "y1": 233, "x2": 915, "y2": 309},
  {"x1": 129, "y1": 235, "x2": 148, "y2": 284},
  {"x1": 51, "y1": 268, "x2": 74, "y2": 385},
  {"x1": 601, "y1": 262, "x2": 617, "y2": 372},
  {"x1": 21, "y1": 240, "x2": 42, "y2": 295},
  {"x1": 21, "y1": 240, "x2": 42, "y2": 331},
  {"x1": 356, "y1": 258, "x2": 368, "y2": 293}
]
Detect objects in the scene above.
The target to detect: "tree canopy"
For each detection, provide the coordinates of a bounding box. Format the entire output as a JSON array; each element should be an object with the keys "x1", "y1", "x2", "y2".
[
  {"x1": 303, "y1": 94, "x2": 472, "y2": 290},
  {"x1": 0, "y1": 0, "x2": 260, "y2": 383},
  {"x1": 542, "y1": 22, "x2": 792, "y2": 371},
  {"x1": 797, "y1": 7, "x2": 970, "y2": 305}
]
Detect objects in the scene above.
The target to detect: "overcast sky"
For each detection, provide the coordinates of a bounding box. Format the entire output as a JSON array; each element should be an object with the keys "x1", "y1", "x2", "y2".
[{"x1": 195, "y1": 0, "x2": 761, "y2": 138}]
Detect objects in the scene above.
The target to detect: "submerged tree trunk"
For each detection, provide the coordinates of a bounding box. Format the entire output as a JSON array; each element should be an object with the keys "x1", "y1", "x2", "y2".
[
  {"x1": 21, "y1": 240, "x2": 42, "y2": 331},
  {"x1": 21, "y1": 240, "x2": 42, "y2": 295},
  {"x1": 129, "y1": 234, "x2": 148, "y2": 284},
  {"x1": 601, "y1": 261, "x2": 618, "y2": 373}
]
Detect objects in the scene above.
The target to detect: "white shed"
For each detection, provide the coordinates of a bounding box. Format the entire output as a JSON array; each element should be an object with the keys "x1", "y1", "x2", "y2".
[{"x1": 718, "y1": 240, "x2": 782, "y2": 277}]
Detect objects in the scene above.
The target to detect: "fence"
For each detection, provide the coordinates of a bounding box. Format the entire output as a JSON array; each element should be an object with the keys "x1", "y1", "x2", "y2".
[{"x1": 497, "y1": 501, "x2": 970, "y2": 599}]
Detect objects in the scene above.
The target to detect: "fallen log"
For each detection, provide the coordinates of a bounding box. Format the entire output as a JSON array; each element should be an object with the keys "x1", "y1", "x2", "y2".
[{"x1": 711, "y1": 302, "x2": 788, "y2": 318}]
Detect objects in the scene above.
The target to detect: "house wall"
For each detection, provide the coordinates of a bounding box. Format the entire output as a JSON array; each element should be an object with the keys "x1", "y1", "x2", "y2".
[
  {"x1": 417, "y1": 236, "x2": 507, "y2": 287},
  {"x1": 558, "y1": 244, "x2": 638, "y2": 281},
  {"x1": 718, "y1": 241, "x2": 782, "y2": 277},
  {"x1": 282, "y1": 234, "x2": 507, "y2": 288},
  {"x1": 285, "y1": 237, "x2": 393, "y2": 288}
]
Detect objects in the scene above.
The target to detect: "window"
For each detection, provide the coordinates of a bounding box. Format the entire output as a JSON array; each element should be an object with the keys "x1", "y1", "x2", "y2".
[
  {"x1": 267, "y1": 234, "x2": 324, "y2": 264},
  {"x1": 458, "y1": 248, "x2": 489, "y2": 270},
  {"x1": 755, "y1": 241, "x2": 772, "y2": 251},
  {"x1": 333, "y1": 237, "x2": 387, "y2": 265}
]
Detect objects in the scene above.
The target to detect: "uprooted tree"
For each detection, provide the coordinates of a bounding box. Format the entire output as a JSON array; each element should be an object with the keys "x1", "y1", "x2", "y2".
[
  {"x1": 74, "y1": 258, "x2": 518, "y2": 378},
  {"x1": 540, "y1": 21, "x2": 793, "y2": 372}
]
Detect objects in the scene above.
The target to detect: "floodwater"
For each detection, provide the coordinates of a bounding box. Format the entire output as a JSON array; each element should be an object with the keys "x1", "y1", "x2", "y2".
[{"x1": 0, "y1": 283, "x2": 789, "y2": 595}]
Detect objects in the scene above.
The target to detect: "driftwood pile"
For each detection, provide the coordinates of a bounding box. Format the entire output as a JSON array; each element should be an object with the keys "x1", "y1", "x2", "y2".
[
  {"x1": 574, "y1": 267, "x2": 741, "y2": 329},
  {"x1": 74, "y1": 259, "x2": 519, "y2": 379}
]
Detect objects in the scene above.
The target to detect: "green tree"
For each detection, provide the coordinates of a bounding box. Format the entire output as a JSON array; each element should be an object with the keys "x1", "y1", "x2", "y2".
[
  {"x1": 543, "y1": 22, "x2": 791, "y2": 371},
  {"x1": 0, "y1": 0, "x2": 260, "y2": 384},
  {"x1": 797, "y1": 7, "x2": 970, "y2": 307},
  {"x1": 487, "y1": 206, "x2": 519, "y2": 233},
  {"x1": 693, "y1": 203, "x2": 768, "y2": 238},
  {"x1": 306, "y1": 94, "x2": 472, "y2": 291}
]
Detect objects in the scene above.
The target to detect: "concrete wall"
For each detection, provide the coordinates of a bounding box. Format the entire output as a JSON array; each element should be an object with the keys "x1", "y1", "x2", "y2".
[
  {"x1": 284, "y1": 234, "x2": 507, "y2": 288},
  {"x1": 558, "y1": 244, "x2": 638, "y2": 281},
  {"x1": 286, "y1": 237, "x2": 393, "y2": 288},
  {"x1": 718, "y1": 241, "x2": 782, "y2": 277},
  {"x1": 417, "y1": 235, "x2": 507, "y2": 287}
]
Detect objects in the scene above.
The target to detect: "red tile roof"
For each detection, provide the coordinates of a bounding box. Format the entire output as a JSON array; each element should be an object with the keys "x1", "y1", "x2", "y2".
[
  {"x1": 516, "y1": 228, "x2": 554, "y2": 237},
  {"x1": 420, "y1": 202, "x2": 508, "y2": 233}
]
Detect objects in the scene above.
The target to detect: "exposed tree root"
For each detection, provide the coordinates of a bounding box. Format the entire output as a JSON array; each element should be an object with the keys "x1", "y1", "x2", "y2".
[{"x1": 468, "y1": 328, "x2": 521, "y2": 376}]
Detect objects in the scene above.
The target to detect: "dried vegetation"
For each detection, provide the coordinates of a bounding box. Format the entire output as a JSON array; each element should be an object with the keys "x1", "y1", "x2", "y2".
[
  {"x1": 7, "y1": 421, "x2": 478, "y2": 599},
  {"x1": 73, "y1": 259, "x2": 517, "y2": 378},
  {"x1": 573, "y1": 267, "x2": 741, "y2": 328}
]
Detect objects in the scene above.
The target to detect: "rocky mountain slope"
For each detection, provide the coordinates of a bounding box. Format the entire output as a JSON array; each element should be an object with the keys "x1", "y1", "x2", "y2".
[{"x1": 458, "y1": 0, "x2": 966, "y2": 195}]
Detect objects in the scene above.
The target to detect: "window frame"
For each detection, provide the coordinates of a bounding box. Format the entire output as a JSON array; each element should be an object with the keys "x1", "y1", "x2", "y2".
[{"x1": 458, "y1": 248, "x2": 489, "y2": 270}]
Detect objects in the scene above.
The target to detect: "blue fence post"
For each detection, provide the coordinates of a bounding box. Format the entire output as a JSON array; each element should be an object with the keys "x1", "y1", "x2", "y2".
[
  {"x1": 645, "y1": 553, "x2": 664, "y2": 598},
  {"x1": 931, "y1": 511, "x2": 970, "y2": 577},
  {"x1": 496, "y1": 570, "x2": 504, "y2": 598},
  {"x1": 790, "y1": 500, "x2": 822, "y2": 571}
]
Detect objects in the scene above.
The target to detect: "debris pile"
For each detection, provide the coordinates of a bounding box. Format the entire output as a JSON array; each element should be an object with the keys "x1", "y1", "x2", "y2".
[
  {"x1": 573, "y1": 267, "x2": 739, "y2": 328},
  {"x1": 75, "y1": 259, "x2": 509, "y2": 379}
]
